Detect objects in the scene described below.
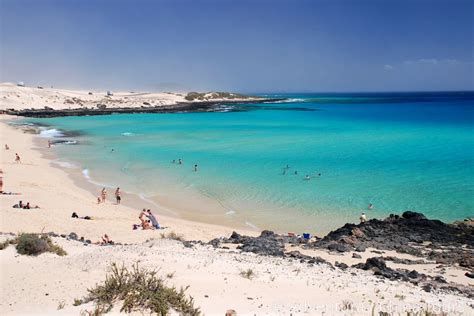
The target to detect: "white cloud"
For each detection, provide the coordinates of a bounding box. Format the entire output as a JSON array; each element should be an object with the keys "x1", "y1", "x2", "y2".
[
  {"x1": 384, "y1": 64, "x2": 394, "y2": 70},
  {"x1": 402, "y1": 58, "x2": 462, "y2": 65}
]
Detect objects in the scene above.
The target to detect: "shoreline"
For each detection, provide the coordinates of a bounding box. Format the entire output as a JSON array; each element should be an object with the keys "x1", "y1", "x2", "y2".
[
  {"x1": 0, "y1": 115, "x2": 257, "y2": 243},
  {"x1": 6, "y1": 116, "x2": 472, "y2": 237},
  {"x1": 1, "y1": 114, "x2": 473, "y2": 314}
]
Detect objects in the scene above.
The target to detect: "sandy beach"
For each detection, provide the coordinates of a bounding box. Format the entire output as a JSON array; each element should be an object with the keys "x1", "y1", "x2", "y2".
[{"x1": 1, "y1": 115, "x2": 473, "y2": 315}]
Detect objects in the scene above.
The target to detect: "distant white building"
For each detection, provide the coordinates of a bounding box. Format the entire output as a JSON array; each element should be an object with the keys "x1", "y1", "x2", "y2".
[
  {"x1": 17, "y1": 81, "x2": 25, "y2": 87},
  {"x1": 107, "y1": 91, "x2": 113, "y2": 96}
]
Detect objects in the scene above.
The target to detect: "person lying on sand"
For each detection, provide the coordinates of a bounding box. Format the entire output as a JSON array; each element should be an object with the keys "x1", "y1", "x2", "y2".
[
  {"x1": 71, "y1": 212, "x2": 92, "y2": 220},
  {"x1": 12, "y1": 200, "x2": 24, "y2": 208},
  {"x1": 23, "y1": 202, "x2": 40, "y2": 209}
]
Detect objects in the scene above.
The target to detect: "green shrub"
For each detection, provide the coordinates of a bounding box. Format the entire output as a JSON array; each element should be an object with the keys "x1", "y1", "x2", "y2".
[
  {"x1": 83, "y1": 263, "x2": 200, "y2": 315},
  {"x1": 15, "y1": 233, "x2": 67, "y2": 256},
  {"x1": 16, "y1": 234, "x2": 49, "y2": 255}
]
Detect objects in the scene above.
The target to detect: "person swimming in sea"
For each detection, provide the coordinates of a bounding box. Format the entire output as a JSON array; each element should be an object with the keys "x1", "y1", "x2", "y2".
[
  {"x1": 194, "y1": 164, "x2": 198, "y2": 172},
  {"x1": 178, "y1": 159, "x2": 183, "y2": 165},
  {"x1": 368, "y1": 203, "x2": 374, "y2": 210},
  {"x1": 294, "y1": 170, "x2": 298, "y2": 175},
  {"x1": 304, "y1": 175, "x2": 311, "y2": 180}
]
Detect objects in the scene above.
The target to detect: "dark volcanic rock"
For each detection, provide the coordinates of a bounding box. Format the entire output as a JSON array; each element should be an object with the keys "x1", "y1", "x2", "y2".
[
  {"x1": 357, "y1": 258, "x2": 426, "y2": 283},
  {"x1": 402, "y1": 211, "x2": 427, "y2": 220},
  {"x1": 224, "y1": 230, "x2": 285, "y2": 257},
  {"x1": 327, "y1": 242, "x2": 351, "y2": 253},
  {"x1": 335, "y1": 262, "x2": 349, "y2": 270},
  {"x1": 352, "y1": 253, "x2": 362, "y2": 259},
  {"x1": 305, "y1": 212, "x2": 474, "y2": 267}
]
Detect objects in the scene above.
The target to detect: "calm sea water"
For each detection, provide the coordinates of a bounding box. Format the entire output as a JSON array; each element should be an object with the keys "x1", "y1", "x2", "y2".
[{"x1": 28, "y1": 92, "x2": 474, "y2": 233}]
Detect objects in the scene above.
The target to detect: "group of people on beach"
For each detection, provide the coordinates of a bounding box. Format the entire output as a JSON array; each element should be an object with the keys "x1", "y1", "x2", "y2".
[
  {"x1": 136, "y1": 208, "x2": 161, "y2": 230},
  {"x1": 12, "y1": 200, "x2": 40, "y2": 209},
  {"x1": 97, "y1": 187, "x2": 122, "y2": 204}
]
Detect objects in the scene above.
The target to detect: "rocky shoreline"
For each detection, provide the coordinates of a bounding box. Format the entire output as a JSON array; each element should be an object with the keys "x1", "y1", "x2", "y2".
[
  {"x1": 2, "y1": 211, "x2": 473, "y2": 300},
  {"x1": 198, "y1": 211, "x2": 474, "y2": 298},
  {"x1": 2, "y1": 98, "x2": 286, "y2": 118}
]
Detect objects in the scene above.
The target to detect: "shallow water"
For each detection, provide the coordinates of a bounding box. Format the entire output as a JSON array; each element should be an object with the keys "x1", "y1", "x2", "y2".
[{"x1": 28, "y1": 92, "x2": 474, "y2": 233}]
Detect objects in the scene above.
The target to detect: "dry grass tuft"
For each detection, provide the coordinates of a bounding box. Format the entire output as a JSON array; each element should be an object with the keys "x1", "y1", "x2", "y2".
[{"x1": 79, "y1": 262, "x2": 200, "y2": 315}]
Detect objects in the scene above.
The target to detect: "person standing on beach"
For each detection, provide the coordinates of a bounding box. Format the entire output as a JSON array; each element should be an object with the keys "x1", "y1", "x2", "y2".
[
  {"x1": 146, "y1": 209, "x2": 161, "y2": 229},
  {"x1": 15, "y1": 153, "x2": 21, "y2": 163},
  {"x1": 100, "y1": 188, "x2": 107, "y2": 203},
  {"x1": 48, "y1": 140, "x2": 51, "y2": 148},
  {"x1": 5, "y1": 144, "x2": 9, "y2": 150},
  {"x1": 0, "y1": 170, "x2": 3, "y2": 193},
  {"x1": 115, "y1": 187, "x2": 121, "y2": 204},
  {"x1": 360, "y1": 212, "x2": 367, "y2": 223}
]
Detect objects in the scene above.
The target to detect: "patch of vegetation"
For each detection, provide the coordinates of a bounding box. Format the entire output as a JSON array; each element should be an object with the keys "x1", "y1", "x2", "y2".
[
  {"x1": 73, "y1": 298, "x2": 83, "y2": 306},
  {"x1": 160, "y1": 231, "x2": 184, "y2": 242},
  {"x1": 340, "y1": 300, "x2": 353, "y2": 311},
  {"x1": 4, "y1": 233, "x2": 67, "y2": 256},
  {"x1": 57, "y1": 300, "x2": 66, "y2": 310},
  {"x1": 395, "y1": 293, "x2": 406, "y2": 301},
  {"x1": 239, "y1": 268, "x2": 256, "y2": 280},
  {"x1": 0, "y1": 238, "x2": 16, "y2": 250},
  {"x1": 81, "y1": 263, "x2": 200, "y2": 315}
]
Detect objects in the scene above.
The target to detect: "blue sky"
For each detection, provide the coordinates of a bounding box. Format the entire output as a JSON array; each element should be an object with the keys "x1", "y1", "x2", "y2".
[{"x1": 1, "y1": 0, "x2": 472, "y2": 92}]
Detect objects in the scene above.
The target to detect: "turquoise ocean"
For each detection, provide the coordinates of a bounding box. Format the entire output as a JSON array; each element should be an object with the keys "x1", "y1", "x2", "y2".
[{"x1": 27, "y1": 92, "x2": 474, "y2": 233}]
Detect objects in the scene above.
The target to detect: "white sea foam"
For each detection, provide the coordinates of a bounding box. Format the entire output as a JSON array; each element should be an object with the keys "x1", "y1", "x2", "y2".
[
  {"x1": 269, "y1": 98, "x2": 306, "y2": 104},
  {"x1": 50, "y1": 159, "x2": 78, "y2": 169},
  {"x1": 81, "y1": 169, "x2": 114, "y2": 188},
  {"x1": 82, "y1": 168, "x2": 91, "y2": 180},
  {"x1": 55, "y1": 140, "x2": 78, "y2": 145},
  {"x1": 39, "y1": 128, "x2": 64, "y2": 138},
  {"x1": 121, "y1": 132, "x2": 135, "y2": 136},
  {"x1": 245, "y1": 221, "x2": 259, "y2": 230}
]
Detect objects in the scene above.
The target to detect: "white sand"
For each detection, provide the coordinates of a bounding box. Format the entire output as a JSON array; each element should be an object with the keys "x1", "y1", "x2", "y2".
[{"x1": 1, "y1": 116, "x2": 473, "y2": 315}]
